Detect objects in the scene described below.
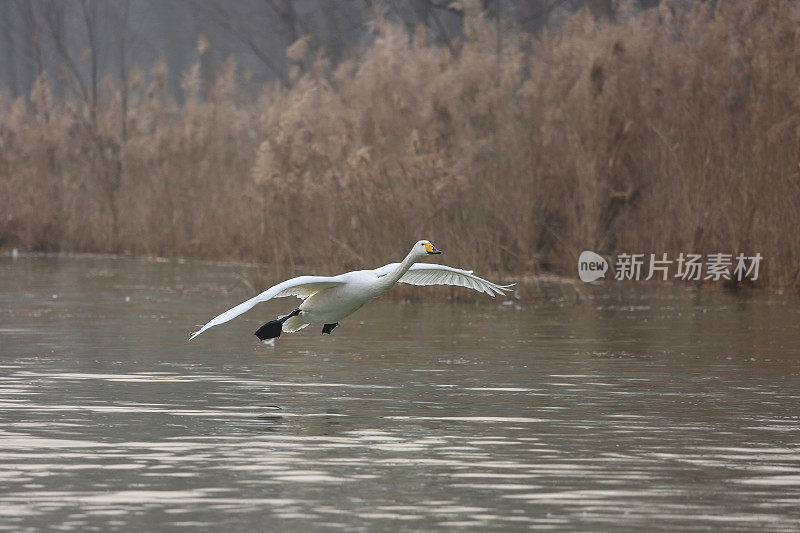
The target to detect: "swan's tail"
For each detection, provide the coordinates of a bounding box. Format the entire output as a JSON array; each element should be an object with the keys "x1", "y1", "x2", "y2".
[{"x1": 282, "y1": 315, "x2": 310, "y2": 333}]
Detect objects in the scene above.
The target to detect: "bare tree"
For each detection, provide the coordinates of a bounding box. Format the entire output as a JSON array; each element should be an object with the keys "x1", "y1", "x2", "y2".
[
  {"x1": 205, "y1": 0, "x2": 290, "y2": 86},
  {"x1": 42, "y1": 1, "x2": 90, "y2": 103},
  {"x1": 112, "y1": 0, "x2": 131, "y2": 141},
  {"x1": 0, "y1": 2, "x2": 18, "y2": 97},
  {"x1": 79, "y1": 0, "x2": 101, "y2": 115}
]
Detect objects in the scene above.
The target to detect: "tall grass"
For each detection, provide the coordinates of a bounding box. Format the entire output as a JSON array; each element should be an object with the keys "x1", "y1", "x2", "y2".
[{"x1": 1, "y1": 0, "x2": 799, "y2": 288}]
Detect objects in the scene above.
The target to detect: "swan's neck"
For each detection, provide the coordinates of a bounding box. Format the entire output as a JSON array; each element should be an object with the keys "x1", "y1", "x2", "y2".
[{"x1": 376, "y1": 251, "x2": 417, "y2": 292}]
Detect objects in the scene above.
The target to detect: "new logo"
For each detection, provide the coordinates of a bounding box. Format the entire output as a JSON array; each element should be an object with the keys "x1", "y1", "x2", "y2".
[{"x1": 578, "y1": 251, "x2": 608, "y2": 282}]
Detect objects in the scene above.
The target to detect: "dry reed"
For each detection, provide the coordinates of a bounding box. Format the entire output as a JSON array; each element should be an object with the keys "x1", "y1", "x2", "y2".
[{"x1": 1, "y1": 0, "x2": 799, "y2": 289}]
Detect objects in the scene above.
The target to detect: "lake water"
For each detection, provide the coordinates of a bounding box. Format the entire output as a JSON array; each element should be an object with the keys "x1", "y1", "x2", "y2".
[{"x1": 1, "y1": 255, "x2": 799, "y2": 531}]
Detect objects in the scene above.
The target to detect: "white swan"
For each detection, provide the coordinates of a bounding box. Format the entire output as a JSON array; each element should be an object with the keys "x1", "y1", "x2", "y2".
[{"x1": 189, "y1": 240, "x2": 514, "y2": 341}]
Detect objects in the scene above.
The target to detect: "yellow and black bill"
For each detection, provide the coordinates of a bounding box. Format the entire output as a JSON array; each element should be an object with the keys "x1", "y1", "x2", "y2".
[{"x1": 425, "y1": 242, "x2": 442, "y2": 254}]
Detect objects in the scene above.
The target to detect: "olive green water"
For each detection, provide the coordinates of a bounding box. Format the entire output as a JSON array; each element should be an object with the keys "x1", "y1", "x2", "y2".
[{"x1": 1, "y1": 256, "x2": 799, "y2": 531}]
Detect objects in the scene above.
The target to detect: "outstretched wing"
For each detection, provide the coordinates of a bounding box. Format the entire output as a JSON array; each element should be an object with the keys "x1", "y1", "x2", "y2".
[
  {"x1": 374, "y1": 263, "x2": 514, "y2": 297},
  {"x1": 189, "y1": 275, "x2": 346, "y2": 340}
]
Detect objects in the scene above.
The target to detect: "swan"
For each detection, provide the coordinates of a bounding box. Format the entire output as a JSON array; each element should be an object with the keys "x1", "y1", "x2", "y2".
[{"x1": 189, "y1": 240, "x2": 514, "y2": 341}]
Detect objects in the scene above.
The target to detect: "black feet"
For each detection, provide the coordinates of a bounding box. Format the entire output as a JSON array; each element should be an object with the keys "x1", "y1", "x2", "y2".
[
  {"x1": 321, "y1": 323, "x2": 338, "y2": 335},
  {"x1": 254, "y1": 309, "x2": 301, "y2": 341},
  {"x1": 255, "y1": 320, "x2": 283, "y2": 340}
]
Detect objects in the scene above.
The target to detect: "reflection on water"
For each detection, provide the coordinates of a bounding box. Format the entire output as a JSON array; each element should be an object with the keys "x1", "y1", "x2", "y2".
[{"x1": 1, "y1": 255, "x2": 799, "y2": 531}]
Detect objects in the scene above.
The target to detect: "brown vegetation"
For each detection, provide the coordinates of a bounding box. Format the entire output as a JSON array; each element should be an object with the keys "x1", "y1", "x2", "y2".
[{"x1": 1, "y1": 1, "x2": 799, "y2": 288}]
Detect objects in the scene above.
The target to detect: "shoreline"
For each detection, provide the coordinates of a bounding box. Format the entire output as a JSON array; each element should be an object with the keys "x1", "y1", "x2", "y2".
[{"x1": 3, "y1": 249, "x2": 788, "y2": 297}]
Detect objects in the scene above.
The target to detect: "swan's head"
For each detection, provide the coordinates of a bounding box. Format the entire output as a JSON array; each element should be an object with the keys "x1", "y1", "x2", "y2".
[{"x1": 413, "y1": 240, "x2": 442, "y2": 258}]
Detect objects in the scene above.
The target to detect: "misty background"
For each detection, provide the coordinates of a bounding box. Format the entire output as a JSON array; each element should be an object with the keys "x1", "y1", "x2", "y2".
[{"x1": 0, "y1": 0, "x2": 660, "y2": 99}]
